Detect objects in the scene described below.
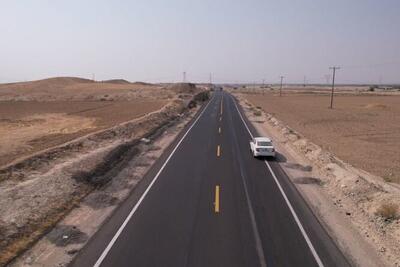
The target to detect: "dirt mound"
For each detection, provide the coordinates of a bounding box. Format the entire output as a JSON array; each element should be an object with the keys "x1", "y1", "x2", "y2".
[
  {"x1": 0, "y1": 77, "x2": 168, "y2": 101},
  {"x1": 102, "y1": 79, "x2": 131, "y2": 84},
  {"x1": 0, "y1": 77, "x2": 95, "y2": 101},
  {"x1": 132, "y1": 81, "x2": 153, "y2": 86},
  {"x1": 0, "y1": 77, "x2": 93, "y2": 91}
]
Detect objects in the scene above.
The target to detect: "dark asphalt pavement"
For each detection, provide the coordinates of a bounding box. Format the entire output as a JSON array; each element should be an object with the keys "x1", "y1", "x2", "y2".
[{"x1": 70, "y1": 91, "x2": 351, "y2": 267}]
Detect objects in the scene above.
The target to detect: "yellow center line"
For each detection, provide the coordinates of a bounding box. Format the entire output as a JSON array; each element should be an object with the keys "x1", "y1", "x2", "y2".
[
  {"x1": 220, "y1": 100, "x2": 223, "y2": 115},
  {"x1": 215, "y1": 185, "x2": 220, "y2": 213},
  {"x1": 217, "y1": 145, "x2": 221, "y2": 157}
]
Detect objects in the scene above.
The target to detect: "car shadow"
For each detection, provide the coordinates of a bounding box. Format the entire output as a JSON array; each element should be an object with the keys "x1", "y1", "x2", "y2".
[{"x1": 255, "y1": 152, "x2": 287, "y2": 162}]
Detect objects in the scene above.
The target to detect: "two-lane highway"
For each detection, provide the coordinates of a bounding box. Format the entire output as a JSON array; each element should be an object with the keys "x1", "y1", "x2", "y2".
[{"x1": 71, "y1": 91, "x2": 350, "y2": 267}]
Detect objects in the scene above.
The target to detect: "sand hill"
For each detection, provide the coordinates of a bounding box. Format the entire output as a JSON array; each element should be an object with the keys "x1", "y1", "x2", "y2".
[{"x1": 0, "y1": 77, "x2": 168, "y2": 101}]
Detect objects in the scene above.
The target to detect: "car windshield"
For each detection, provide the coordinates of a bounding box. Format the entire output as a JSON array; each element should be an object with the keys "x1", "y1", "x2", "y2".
[{"x1": 257, "y1": 141, "x2": 272, "y2": 146}]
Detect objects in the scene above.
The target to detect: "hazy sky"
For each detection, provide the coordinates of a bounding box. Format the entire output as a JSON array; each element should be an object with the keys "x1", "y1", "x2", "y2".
[{"x1": 1, "y1": 0, "x2": 399, "y2": 84}]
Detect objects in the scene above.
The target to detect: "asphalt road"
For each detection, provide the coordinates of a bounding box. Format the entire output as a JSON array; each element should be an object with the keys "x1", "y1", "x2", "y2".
[{"x1": 71, "y1": 91, "x2": 351, "y2": 267}]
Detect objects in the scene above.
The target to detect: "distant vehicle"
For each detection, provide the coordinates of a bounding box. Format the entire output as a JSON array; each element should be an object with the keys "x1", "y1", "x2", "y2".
[{"x1": 250, "y1": 137, "x2": 275, "y2": 158}]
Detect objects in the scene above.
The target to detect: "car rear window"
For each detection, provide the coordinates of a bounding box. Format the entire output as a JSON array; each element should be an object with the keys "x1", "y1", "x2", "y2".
[{"x1": 257, "y1": 141, "x2": 272, "y2": 146}]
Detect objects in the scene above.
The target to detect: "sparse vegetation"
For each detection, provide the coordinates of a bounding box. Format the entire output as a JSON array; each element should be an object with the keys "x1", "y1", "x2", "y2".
[
  {"x1": 383, "y1": 175, "x2": 394, "y2": 183},
  {"x1": 376, "y1": 203, "x2": 399, "y2": 220},
  {"x1": 383, "y1": 173, "x2": 399, "y2": 183},
  {"x1": 193, "y1": 91, "x2": 210, "y2": 102},
  {"x1": 253, "y1": 110, "x2": 262, "y2": 116}
]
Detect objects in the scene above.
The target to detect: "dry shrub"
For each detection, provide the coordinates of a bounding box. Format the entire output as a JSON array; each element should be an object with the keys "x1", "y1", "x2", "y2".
[
  {"x1": 193, "y1": 91, "x2": 210, "y2": 102},
  {"x1": 383, "y1": 173, "x2": 399, "y2": 183},
  {"x1": 383, "y1": 175, "x2": 394, "y2": 183},
  {"x1": 253, "y1": 110, "x2": 262, "y2": 116},
  {"x1": 376, "y1": 203, "x2": 399, "y2": 220}
]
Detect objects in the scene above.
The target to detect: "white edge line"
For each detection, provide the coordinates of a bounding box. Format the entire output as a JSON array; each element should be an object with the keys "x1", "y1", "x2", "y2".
[
  {"x1": 230, "y1": 94, "x2": 324, "y2": 267},
  {"x1": 93, "y1": 96, "x2": 215, "y2": 267}
]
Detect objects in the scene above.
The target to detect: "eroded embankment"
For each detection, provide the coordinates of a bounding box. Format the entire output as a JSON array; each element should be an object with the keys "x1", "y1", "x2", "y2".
[{"x1": 0, "y1": 91, "x2": 209, "y2": 266}]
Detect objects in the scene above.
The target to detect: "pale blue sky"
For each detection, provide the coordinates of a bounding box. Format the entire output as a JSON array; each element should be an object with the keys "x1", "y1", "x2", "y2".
[{"x1": 1, "y1": 0, "x2": 399, "y2": 84}]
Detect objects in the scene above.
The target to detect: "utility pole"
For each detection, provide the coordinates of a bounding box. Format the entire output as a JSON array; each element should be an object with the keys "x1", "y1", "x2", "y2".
[
  {"x1": 279, "y1": 76, "x2": 284, "y2": 97},
  {"x1": 183, "y1": 71, "x2": 186, "y2": 83},
  {"x1": 209, "y1": 73, "x2": 212, "y2": 85},
  {"x1": 303, "y1": 76, "x2": 306, "y2": 87},
  {"x1": 329, "y1": 66, "x2": 340, "y2": 109}
]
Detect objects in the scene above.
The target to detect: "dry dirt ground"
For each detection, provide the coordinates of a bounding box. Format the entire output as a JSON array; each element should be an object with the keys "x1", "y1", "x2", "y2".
[
  {"x1": 0, "y1": 77, "x2": 173, "y2": 101},
  {"x1": 0, "y1": 77, "x2": 195, "y2": 168},
  {"x1": 243, "y1": 92, "x2": 400, "y2": 183},
  {"x1": 0, "y1": 100, "x2": 166, "y2": 167}
]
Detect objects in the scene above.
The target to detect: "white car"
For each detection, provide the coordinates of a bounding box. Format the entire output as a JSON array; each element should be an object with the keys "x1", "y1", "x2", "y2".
[{"x1": 250, "y1": 137, "x2": 276, "y2": 158}]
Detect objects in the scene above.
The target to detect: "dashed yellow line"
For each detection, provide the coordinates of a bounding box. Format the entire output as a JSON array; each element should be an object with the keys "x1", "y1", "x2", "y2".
[
  {"x1": 215, "y1": 185, "x2": 220, "y2": 213},
  {"x1": 220, "y1": 100, "x2": 223, "y2": 115},
  {"x1": 217, "y1": 145, "x2": 221, "y2": 157}
]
